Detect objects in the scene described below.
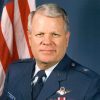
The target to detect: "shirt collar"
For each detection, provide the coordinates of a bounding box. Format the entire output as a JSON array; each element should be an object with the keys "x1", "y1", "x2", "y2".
[{"x1": 34, "y1": 63, "x2": 58, "y2": 78}]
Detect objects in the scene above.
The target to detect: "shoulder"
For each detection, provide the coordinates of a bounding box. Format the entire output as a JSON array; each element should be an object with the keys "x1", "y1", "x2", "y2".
[
  {"x1": 69, "y1": 58, "x2": 100, "y2": 80},
  {"x1": 11, "y1": 58, "x2": 34, "y2": 64},
  {"x1": 8, "y1": 58, "x2": 35, "y2": 72},
  {"x1": 6, "y1": 58, "x2": 35, "y2": 78},
  {"x1": 66, "y1": 58, "x2": 100, "y2": 90},
  {"x1": 10, "y1": 58, "x2": 34, "y2": 66}
]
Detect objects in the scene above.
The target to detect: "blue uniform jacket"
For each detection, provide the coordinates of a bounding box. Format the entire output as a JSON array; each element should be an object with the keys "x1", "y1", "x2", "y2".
[{"x1": 1, "y1": 55, "x2": 100, "y2": 100}]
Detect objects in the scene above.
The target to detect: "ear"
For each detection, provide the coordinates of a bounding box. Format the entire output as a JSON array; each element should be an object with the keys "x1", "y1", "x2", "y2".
[
  {"x1": 27, "y1": 31, "x2": 31, "y2": 46},
  {"x1": 66, "y1": 31, "x2": 70, "y2": 46}
]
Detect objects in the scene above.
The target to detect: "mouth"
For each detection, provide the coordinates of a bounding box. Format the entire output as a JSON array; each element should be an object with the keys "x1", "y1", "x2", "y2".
[{"x1": 40, "y1": 49, "x2": 56, "y2": 54}]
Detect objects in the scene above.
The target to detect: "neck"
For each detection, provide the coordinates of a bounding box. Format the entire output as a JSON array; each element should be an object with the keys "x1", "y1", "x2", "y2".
[{"x1": 36, "y1": 61, "x2": 59, "y2": 70}]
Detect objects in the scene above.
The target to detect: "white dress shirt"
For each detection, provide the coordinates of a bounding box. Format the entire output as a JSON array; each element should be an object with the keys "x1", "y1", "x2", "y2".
[{"x1": 33, "y1": 63, "x2": 58, "y2": 81}]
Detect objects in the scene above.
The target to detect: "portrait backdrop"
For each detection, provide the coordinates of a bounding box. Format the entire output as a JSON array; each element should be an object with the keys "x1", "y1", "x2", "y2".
[
  {"x1": 0, "y1": 0, "x2": 100, "y2": 96},
  {"x1": 36, "y1": 0, "x2": 100, "y2": 74}
]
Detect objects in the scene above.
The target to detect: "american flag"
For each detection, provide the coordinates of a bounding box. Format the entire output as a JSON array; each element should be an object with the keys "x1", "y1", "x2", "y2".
[{"x1": 0, "y1": 0, "x2": 36, "y2": 96}]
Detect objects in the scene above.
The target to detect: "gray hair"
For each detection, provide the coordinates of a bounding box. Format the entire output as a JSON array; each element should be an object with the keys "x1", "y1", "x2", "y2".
[{"x1": 28, "y1": 3, "x2": 69, "y2": 33}]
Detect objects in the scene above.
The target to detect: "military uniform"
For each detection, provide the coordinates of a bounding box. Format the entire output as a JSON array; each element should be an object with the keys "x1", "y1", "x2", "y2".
[{"x1": 1, "y1": 54, "x2": 100, "y2": 100}]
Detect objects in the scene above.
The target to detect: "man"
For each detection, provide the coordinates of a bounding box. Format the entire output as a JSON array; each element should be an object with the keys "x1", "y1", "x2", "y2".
[{"x1": 1, "y1": 3, "x2": 100, "y2": 100}]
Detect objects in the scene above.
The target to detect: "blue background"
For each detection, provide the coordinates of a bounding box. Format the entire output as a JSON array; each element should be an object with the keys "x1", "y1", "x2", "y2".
[{"x1": 36, "y1": 0, "x2": 100, "y2": 74}]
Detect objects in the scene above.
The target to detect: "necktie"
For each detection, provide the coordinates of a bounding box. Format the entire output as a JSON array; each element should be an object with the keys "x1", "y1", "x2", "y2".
[{"x1": 31, "y1": 70, "x2": 46, "y2": 100}]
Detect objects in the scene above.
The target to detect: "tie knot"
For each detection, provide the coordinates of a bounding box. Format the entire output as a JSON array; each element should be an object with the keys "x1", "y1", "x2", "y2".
[
  {"x1": 35, "y1": 70, "x2": 46, "y2": 78},
  {"x1": 31, "y1": 70, "x2": 46, "y2": 86}
]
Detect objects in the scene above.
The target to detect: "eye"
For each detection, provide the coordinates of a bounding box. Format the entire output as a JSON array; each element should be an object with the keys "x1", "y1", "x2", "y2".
[
  {"x1": 35, "y1": 32, "x2": 44, "y2": 37},
  {"x1": 52, "y1": 32, "x2": 61, "y2": 37}
]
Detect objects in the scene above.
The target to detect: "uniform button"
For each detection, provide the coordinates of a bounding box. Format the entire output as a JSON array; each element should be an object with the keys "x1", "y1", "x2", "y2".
[{"x1": 71, "y1": 63, "x2": 75, "y2": 67}]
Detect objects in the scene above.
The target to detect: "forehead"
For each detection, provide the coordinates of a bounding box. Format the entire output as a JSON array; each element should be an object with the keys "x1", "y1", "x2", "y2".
[
  {"x1": 32, "y1": 12, "x2": 64, "y2": 24},
  {"x1": 31, "y1": 12, "x2": 66, "y2": 33}
]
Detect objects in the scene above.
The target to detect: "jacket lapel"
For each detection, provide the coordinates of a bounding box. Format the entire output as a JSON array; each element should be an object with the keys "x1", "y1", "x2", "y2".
[
  {"x1": 20, "y1": 59, "x2": 35, "y2": 100},
  {"x1": 37, "y1": 55, "x2": 71, "y2": 100}
]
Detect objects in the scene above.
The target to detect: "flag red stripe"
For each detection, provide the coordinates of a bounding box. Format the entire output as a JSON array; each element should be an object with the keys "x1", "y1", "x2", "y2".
[
  {"x1": 0, "y1": 25, "x2": 12, "y2": 72},
  {"x1": 5, "y1": 2, "x2": 14, "y2": 24},
  {"x1": 6, "y1": 1, "x2": 19, "y2": 61},
  {"x1": 18, "y1": 0, "x2": 32, "y2": 57}
]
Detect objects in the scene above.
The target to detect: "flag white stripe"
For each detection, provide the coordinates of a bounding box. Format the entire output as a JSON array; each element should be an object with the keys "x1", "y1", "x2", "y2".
[
  {"x1": 28, "y1": 0, "x2": 36, "y2": 11},
  {"x1": 0, "y1": 61, "x2": 5, "y2": 96},
  {"x1": 1, "y1": 7, "x2": 13, "y2": 55},
  {"x1": 14, "y1": 0, "x2": 30, "y2": 59}
]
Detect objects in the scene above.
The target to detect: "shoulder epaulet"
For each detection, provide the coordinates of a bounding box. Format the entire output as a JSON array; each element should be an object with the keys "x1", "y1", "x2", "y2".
[
  {"x1": 70, "y1": 60, "x2": 99, "y2": 78},
  {"x1": 11, "y1": 58, "x2": 34, "y2": 64}
]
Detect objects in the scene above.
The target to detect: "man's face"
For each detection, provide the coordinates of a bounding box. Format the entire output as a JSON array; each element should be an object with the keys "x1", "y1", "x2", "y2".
[{"x1": 28, "y1": 13, "x2": 70, "y2": 68}]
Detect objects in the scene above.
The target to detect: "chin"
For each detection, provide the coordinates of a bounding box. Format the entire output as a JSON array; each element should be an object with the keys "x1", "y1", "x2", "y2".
[
  {"x1": 39, "y1": 57, "x2": 56, "y2": 63},
  {"x1": 40, "y1": 59, "x2": 54, "y2": 63}
]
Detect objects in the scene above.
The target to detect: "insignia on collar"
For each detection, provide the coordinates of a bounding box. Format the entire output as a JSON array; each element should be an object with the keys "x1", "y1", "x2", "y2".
[
  {"x1": 57, "y1": 87, "x2": 70, "y2": 95},
  {"x1": 31, "y1": 76, "x2": 38, "y2": 85}
]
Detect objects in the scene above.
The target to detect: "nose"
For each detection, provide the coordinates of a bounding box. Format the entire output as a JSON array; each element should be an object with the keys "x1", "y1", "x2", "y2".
[{"x1": 42, "y1": 34, "x2": 52, "y2": 45}]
